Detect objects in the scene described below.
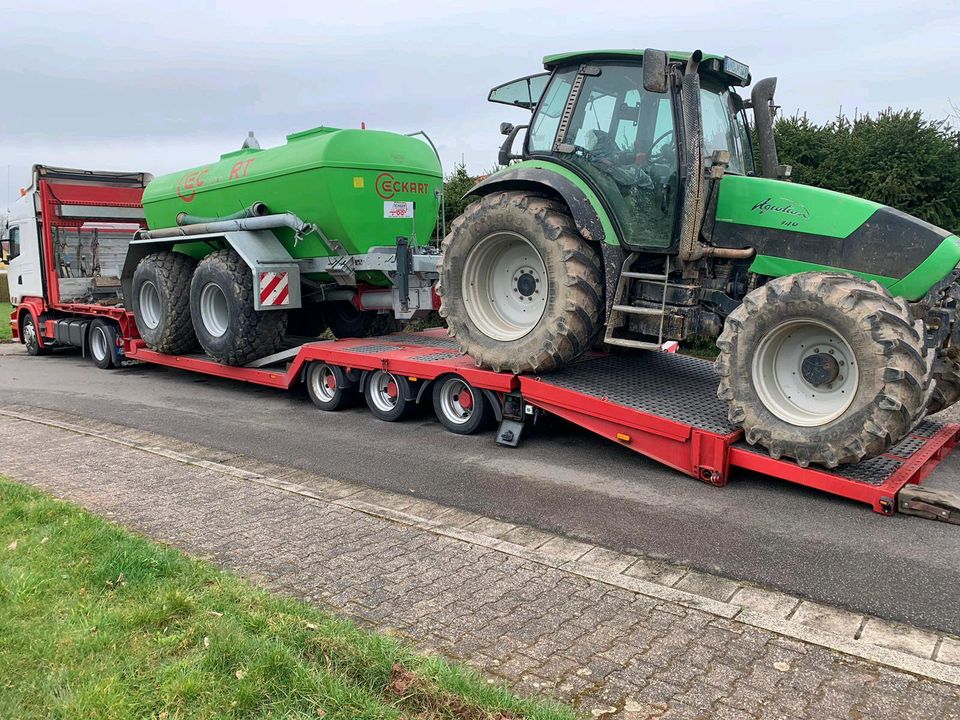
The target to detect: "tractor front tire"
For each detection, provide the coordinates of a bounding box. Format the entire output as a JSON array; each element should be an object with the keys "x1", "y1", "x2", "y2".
[
  {"x1": 190, "y1": 249, "x2": 287, "y2": 366},
  {"x1": 131, "y1": 251, "x2": 197, "y2": 355},
  {"x1": 716, "y1": 272, "x2": 934, "y2": 467},
  {"x1": 438, "y1": 192, "x2": 603, "y2": 374}
]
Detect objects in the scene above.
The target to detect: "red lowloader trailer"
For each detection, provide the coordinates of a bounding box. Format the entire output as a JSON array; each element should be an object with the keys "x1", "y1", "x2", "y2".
[{"x1": 4, "y1": 166, "x2": 959, "y2": 522}]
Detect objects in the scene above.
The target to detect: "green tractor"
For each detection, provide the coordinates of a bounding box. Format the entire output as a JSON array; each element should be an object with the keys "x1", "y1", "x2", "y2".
[{"x1": 437, "y1": 49, "x2": 960, "y2": 467}]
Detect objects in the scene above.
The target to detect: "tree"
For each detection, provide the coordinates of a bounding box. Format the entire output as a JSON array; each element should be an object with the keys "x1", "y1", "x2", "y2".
[
  {"x1": 441, "y1": 162, "x2": 476, "y2": 233},
  {"x1": 773, "y1": 109, "x2": 960, "y2": 234}
]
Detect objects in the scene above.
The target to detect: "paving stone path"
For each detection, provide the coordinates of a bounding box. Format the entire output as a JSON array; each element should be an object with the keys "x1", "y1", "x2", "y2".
[{"x1": 1, "y1": 413, "x2": 958, "y2": 719}]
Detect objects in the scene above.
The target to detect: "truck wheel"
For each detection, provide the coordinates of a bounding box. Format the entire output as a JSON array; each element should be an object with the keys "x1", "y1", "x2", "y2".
[
  {"x1": 438, "y1": 192, "x2": 603, "y2": 373},
  {"x1": 88, "y1": 319, "x2": 118, "y2": 369},
  {"x1": 432, "y1": 375, "x2": 494, "y2": 435},
  {"x1": 21, "y1": 314, "x2": 48, "y2": 356},
  {"x1": 323, "y1": 301, "x2": 398, "y2": 339},
  {"x1": 190, "y1": 249, "x2": 288, "y2": 366},
  {"x1": 306, "y1": 362, "x2": 355, "y2": 411},
  {"x1": 364, "y1": 370, "x2": 415, "y2": 421},
  {"x1": 716, "y1": 273, "x2": 934, "y2": 467},
  {"x1": 132, "y1": 252, "x2": 198, "y2": 355}
]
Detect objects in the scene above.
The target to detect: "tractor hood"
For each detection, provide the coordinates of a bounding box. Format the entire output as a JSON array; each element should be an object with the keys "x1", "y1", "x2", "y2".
[{"x1": 710, "y1": 175, "x2": 960, "y2": 301}]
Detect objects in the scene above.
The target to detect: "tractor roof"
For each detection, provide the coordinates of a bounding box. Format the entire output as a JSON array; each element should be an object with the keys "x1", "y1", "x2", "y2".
[{"x1": 542, "y1": 49, "x2": 750, "y2": 86}]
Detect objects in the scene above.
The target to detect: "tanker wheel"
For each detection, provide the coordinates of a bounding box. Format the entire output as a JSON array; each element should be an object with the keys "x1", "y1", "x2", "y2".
[
  {"x1": 716, "y1": 272, "x2": 934, "y2": 467},
  {"x1": 131, "y1": 251, "x2": 198, "y2": 355},
  {"x1": 189, "y1": 249, "x2": 288, "y2": 366},
  {"x1": 432, "y1": 374, "x2": 495, "y2": 435},
  {"x1": 437, "y1": 191, "x2": 603, "y2": 374},
  {"x1": 323, "y1": 301, "x2": 398, "y2": 339}
]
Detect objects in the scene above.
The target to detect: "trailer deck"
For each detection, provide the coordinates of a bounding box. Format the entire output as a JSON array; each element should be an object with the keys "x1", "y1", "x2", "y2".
[{"x1": 124, "y1": 327, "x2": 960, "y2": 518}]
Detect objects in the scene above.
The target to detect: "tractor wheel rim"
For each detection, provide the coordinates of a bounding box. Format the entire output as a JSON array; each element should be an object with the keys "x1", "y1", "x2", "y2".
[
  {"x1": 752, "y1": 319, "x2": 859, "y2": 427},
  {"x1": 200, "y1": 282, "x2": 230, "y2": 338},
  {"x1": 91, "y1": 327, "x2": 109, "y2": 361},
  {"x1": 371, "y1": 371, "x2": 400, "y2": 412},
  {"x1": 311, "y1": 365, "x2": 338, "y2": 402},
  {"x1": 138, "y1": 281, "x2": 162, "y2": 330},
  {"x1": 438, "y1": 377, "x2": 475, "y2": 425},
  {"x1": 461, "y1": 231, "x2": 547, "y2": 341}
]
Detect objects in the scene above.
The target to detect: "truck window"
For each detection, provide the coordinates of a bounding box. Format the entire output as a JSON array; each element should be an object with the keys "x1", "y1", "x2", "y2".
[{"x1": 8, "y1": 226, "x2": 20, "y2": 261}]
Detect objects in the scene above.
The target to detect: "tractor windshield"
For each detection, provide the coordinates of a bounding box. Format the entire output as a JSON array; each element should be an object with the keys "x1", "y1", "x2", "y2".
[
  {"x1": 528, "y1": 63, "x2": 679, "y2": 248},
  {"x1": 699, "y1": 80, "x2": 753, "y2": 175}
]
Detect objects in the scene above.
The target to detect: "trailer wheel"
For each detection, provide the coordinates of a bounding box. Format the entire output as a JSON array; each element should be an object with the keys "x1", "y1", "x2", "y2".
[
  {"x1": 432, "y1": 375, "x2": 494, "y2": 435},
  {"x1": 131, "y1": 251, "x2": 198, "y2": 355},
  {"x1": 88, "y1": 319, "x2": 118, "y2": 369},
  {"x1": 438, "y1": 192, "x2": 603, "y2": 374},
  {"x1": 21, "y1": 314, "x2": 48, "y2": 356},
  {"x1": 364, "y1": 370, "x2": 415, "y2": 421},
  {"x1": 306, "y1": 362, "x2": 355, "y2": 411},
  {"x1": 190, "y1": 249, "x2": 288, "y2": 366},
  {"x1": 324, "y1": 301, "x2": 398, "y2": 339},
  {"x1": 716, "y1": 272, "x2": 934, "y2": 467}
]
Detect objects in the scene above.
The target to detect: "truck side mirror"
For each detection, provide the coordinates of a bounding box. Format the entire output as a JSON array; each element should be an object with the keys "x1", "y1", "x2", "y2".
[{"x1": 642, "y1": 49, "x2": 669, "y2": 93}]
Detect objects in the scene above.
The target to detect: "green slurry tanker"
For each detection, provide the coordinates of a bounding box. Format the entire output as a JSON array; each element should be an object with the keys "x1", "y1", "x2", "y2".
[
  {"x1": 436, "y1": 48, "x2": 960, "y2": 467},
  {"x1": 125, "y1": 125, "x2": 442, "y2": 365}
]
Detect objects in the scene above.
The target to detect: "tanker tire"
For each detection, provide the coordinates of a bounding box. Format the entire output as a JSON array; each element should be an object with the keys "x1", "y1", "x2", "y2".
[
  {"x1": 131, "y1": 251, "x2": 198, "y2": 355},
  {"x1": 716, "y1": 272, "x2": 935, "y2": 468},
  {"x1": 190, "y1": 249, "x2": 287, "y2": 366},
  {"x1": 437, "y1": 191, "x2": 603, "y2": 374},
  {"x1": 323, "y1": 301, "x2": 398, "y2": 339}
]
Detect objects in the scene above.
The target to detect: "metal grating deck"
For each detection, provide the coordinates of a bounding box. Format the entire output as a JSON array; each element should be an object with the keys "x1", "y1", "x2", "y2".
[
  {"x1": 378, "y1": 333, "x2": 461, "y2": 350},
  {"x1": 537, "y1": 352, "x2": 739, "y2": 435}
]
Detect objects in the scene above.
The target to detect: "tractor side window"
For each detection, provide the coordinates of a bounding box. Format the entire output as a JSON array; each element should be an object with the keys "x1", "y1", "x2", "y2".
[
  {"x1": 700, "y1": 84, "x2": 746, "y2": 175},
  {"x1": 528, "y1": 69, "x2": 576, "y2": 153},
  {"x1": 572, "y1": 90, "x2": 617, "y2": 149},
  {"x1": 7, "y1": 226, "x2": 20, "y2": 261}
]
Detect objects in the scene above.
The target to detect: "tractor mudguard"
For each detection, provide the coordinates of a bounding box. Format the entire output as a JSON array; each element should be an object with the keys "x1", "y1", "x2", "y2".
[{"x1": 468, "y1": 162, "x2": 619, "y2": 246}]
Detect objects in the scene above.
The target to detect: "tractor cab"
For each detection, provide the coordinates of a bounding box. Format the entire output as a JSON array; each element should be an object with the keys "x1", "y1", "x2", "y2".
[{"x1": 489, "y1": 50, "x2": 763, "y2": 252}]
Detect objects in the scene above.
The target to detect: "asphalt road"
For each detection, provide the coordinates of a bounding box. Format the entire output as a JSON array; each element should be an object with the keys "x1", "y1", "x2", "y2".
[{"x1": 3, "y1": 344, "x2": 959, "y2": 635}]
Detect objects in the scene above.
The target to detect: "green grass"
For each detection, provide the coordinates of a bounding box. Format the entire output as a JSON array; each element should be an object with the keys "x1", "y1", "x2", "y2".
[
  {"x1": 0, "y1": 478, "x2": 574, "y2": 720},
  {"x1": 0, "y1": 302, "x2": 11, "y2": 342}
]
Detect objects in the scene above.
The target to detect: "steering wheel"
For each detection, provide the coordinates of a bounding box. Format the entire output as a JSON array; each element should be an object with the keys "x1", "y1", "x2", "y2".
[{"x1": 645, "y1": 129, "x2": 675, "y2": 155}]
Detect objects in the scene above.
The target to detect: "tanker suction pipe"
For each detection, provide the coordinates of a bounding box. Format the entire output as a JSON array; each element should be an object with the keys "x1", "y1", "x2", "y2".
[
  {"x1": 136, "y1": 212, "x2": 313, "y2": 241},
  {"x1": 176, "y1": 202, "x2": 270, "y2": 226}
]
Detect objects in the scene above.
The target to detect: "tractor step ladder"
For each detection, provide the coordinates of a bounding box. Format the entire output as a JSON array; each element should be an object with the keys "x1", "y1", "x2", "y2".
[{"x1": 604, "y1": 254, "x2": 671, "y2": 351}]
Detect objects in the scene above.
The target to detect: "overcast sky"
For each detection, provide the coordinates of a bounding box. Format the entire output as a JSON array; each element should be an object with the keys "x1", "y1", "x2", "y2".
[{"x1": 2, "y1": 0, "x2": 958, "y2": 210}]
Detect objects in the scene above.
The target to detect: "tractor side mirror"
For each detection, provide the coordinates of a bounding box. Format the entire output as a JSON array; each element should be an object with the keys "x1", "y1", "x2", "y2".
[
  {"x1": 642, "y1": 49, "x2": 669, "y2": 93},
  {"x1": 498, "y1": 124, "x2": 528, "y2": 166},
  {"x1": 500, "y1": 122, "x2": 514, "y2": 136}
]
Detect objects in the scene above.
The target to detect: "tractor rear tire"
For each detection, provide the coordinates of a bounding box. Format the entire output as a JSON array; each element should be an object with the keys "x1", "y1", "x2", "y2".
[
  {"x1": 131, "y1": 251, "x2": 198, "y2": 355},
  {"x1": 323, "y1": 301, "x2": 398, "y2": 339},
  {"x1": 716, "y1": 272, "x2": 934, "y2": 467},
  {"x1": 437, "y1": 191, "x2": 603, "y2": 374},
  {"x1": 926, "y1": 278, "x2": 960, "y2": 415},
  {"x1": 190, "y1": 249, "x2": 287, "y2": 366}
]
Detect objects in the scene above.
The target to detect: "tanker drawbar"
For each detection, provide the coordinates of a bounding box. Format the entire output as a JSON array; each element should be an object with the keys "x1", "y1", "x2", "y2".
[{"x1": 124, "y1": 127, "x2": 444, "y2": 366}]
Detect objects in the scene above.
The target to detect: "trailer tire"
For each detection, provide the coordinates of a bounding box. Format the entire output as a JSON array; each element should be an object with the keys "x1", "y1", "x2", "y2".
[
  {"x1": 132, "y1": 251, "x2": 198, "y2": 355},
  {"x1": 190, "y1": 249, "x2": 288, "y2": 366},
  {"x1": 438, "y1": 191, "x2": 603, "y2": 374},
  {"x1": 716, "y1": 272, "x2": 935, "y2": 467},
  {"x1": 324, "y1": 301, "x2": 398, "y2": 339},
  {"x1": 364, "y1": 370, "x2": 416, "y2": 421},
  {"x1": 88, "y1": 319, "x2": 118, "y2": 369},
  {"x1": 432, "y1": 374, "x2": 494, "y2": 435},
  {"x1": 306, "y1": 362, "x2": 355, "y2": 411}
]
